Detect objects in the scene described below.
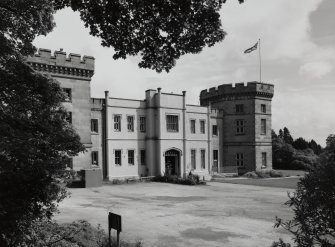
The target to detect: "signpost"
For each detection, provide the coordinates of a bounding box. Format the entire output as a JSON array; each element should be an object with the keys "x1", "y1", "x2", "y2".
[{"x1": 108, "y1": 212, "x2": 122, "y2": 247}]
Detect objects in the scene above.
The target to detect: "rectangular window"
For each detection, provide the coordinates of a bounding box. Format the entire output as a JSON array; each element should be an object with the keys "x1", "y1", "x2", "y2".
[
  {"x1": 91, "y1": 119, "x2": 98, "y2": 133},
  {"x1": 261, "y1": 104, "x2": 266, "y2": 113},
  {"x1": 62, "y1": 88, "x2": 72, "y2": 102},
  {"x1": 65, "y1": 112, "x2": 72, "y2": 124},
  {"x1": 91, "y1": 151, "x2": 98, "y2": 166},
  {"x1": 139, "y1": 116, "x2": 146, "y2": 132},
  {"x1": 261, "y1": 119, "x2": 266, "y2": 135},
  {"x1": 128, "y1": 150, "x2": 134, "y2": 165},
  {"x1": 262, "y1": 152, "x2": 267, "y2": 168},
  {"x1": 190, "y1": 119, "x2": 196, "y2": 134},
  {"x1": 166, "y1": 115, "x2": 179, "y2": 132},
  {"x1": 213, "y1": 150, "x2": 218, "y2": 166},
  {"x1": 64, "y1": 157, "x2": 73, "y2": 169},
  {"x1": 201, "y1": 149, "x2": 206, "y2": 169},
  {"x1": 236, "y1": 104, "x2": 244, "y2": 113},
  {"x1": 191, "y1": 149, "x2": 196, "y2": 170},
  {"x1": 236, "y1": 153, "x2": 244, "y2": 167},
  {"x1": 115, "y1": 150, "x2": 121, "y2": 166},
  {"x1": 200, "y1": 120, "x2": 205, "y2": 134},
  {"x1": 127, "y1": 116, "x2": 134, "y2": 132},
  {"x1": 140, "y1": 150, "x2": 146, "y2": 166},
  {"x1": 236, "y1": 120, "x2": 245, "y2": 134},
  {"x1": 114, "y1": 115, "x2": 121, "y2": 131},
  {"x1": 212, "y1": 125, "x2": 218, "y2": 136}
]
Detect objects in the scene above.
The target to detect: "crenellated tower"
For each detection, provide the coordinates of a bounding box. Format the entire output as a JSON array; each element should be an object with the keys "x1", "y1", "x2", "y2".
[
  {"x1": 200, "y1": 82, "x2": 274, "y2": 173},
  {"x1": 27, "y1": 48, "x2": 95, "y2": 171}
]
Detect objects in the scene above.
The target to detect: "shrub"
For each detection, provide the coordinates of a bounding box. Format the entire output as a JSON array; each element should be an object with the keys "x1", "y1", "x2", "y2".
[
  {"x1": 243, "y1": 170, "x2": 283, "y2": 179},
  {"x1": 269, "y1": 170, "x2": 283, "y2": 178},
  {"x1": 152, "y1": 174, "x2": 205, "y2": 185},
  {"x1": 242, "y1": 171, "x2": 259, "y2": 178}
]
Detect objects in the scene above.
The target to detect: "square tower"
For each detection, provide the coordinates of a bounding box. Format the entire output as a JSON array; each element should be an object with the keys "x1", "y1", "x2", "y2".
[{"x1": 200, "y1": 82, "x2": 274, "y2": 173}]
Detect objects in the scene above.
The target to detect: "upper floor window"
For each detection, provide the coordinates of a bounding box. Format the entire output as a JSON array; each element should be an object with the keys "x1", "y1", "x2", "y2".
[
  {"x1": 115, "y1": 150, "x2": 121, "y2": 165},
  {"x1": 91, "y1": 119, "x2": 98, "y2": 133},
  {"x1": 128, "y1": 150, "x2": 134, "y2": 165},
  {"x1": 166, "y1": 115, "x2": 179, "y2": 132},
  {"x1": 91, "y1": 151, "x2": 98, "y2": 166},
  {"x1": 212, "y1": 125, "x2": 218, "y2": 136},
  {"x1": 62, "y1": 88, "x2": 72, "y2": 102},
  {"x1": 236, "y1": 104, "x2": 244, "y2": 113},
  {"x1": 200, "y1": 120, "x2": 205, "y2": 134},
  {"x1": 201, "y1": 149, "x2": 206, "y2": 169},
  {"x1": 140, "y1": 150, "x2": 146, "y2": 166},
  {"x1": 236, "y1": 120, "x2": 245, "y2": 134},
  {"x1": 114, "y1": 115, "x2": 121, "y2": 131},
  {"x1": 139, "y1": 116, "x2": 146, "y2": 132},
  {"x1": 127, "y1": 116, "x2": 134, "y2": 132},
  {"x1": 236, "y1": 153, "x2": 244, "y2": 167},
  {"x1": 261, "y1": 119, "x2": 266, "y2": 135},
  {"x1": 191, "y1": 149, "x2": 196, "y2": 170},
  {"x1": 190, "y1": 119, "x2": 196, "y2": 134},
  {"x1": 261, "y1": 104, "x2": 266, "y2": 113}
]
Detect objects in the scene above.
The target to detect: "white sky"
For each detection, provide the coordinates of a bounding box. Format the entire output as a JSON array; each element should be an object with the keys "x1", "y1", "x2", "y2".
[{"x1": 34, "y1": 0, "x2": 335, "y2": 146}]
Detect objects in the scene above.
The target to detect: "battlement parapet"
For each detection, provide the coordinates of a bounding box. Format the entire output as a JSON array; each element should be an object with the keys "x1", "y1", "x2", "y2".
[
  {"x1": 200, "y1": 82, "x2": 274, "y2": 105},
  {"x1": 26, "y1": 48, "x2": 95, "y2": 79}
]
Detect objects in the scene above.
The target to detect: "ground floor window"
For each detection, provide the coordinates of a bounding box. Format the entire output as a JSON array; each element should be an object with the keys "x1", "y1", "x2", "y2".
[
  {"x1": 140, "y1": 150, "x2": 145, "y2": 165},
  {"x1": 128, "y1": 150, "x2": 134, "y2": 165},
  {"x1": 91, "y1": 151, "x2": 98, "y2": 166},
  {"x1": 236, "y1": 153, "x2": 244, "y2": 167},
  {"x1": 262, "y1": 152, "x2": 267, "y2": 168},
  {"x1": 191, "y1": 149, "x2": 196, "y2": 170},
  {"x1": 115, "y1": 150, "x2": 121, "y2": 166},
  {"x1": 201, "y1": 149, "x2": 206, "y2": 169}
]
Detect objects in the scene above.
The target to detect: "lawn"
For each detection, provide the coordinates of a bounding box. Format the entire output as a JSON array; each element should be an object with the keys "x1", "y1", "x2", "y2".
[{"x1": 55, "y1": 182, "x2": 295, "y2": 247}]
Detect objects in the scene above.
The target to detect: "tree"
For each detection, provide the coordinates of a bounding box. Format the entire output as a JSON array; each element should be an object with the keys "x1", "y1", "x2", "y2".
[
  {"x1": 279, "y1": 129, "x2": 284, "y2": 139},
  {"x1": 283, "y1": 127, "x2": 294, "y2": 144},
  {"x1": 292, "y1": 137, "x2": 309, "y2": 150},
  {"x1": 274, "y1": 134, "x2": 335, "y2": 246},
  {"x1": 0, "y1": 0, "x2": 244, "y2": 245},
  {"x1": 309, "y1": 139, "x2": 322, "y2": 155}
]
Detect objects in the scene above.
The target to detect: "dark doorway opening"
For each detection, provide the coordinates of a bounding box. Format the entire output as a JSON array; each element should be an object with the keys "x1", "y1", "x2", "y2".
[{"x1": 165, "y1": 149, "x2": 180, "y2": 176}]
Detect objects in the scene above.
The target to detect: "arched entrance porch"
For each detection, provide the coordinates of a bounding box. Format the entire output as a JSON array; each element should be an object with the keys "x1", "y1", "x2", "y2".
[{"x1": 164, "y1": 149, "x2": 181, "y2": 176}]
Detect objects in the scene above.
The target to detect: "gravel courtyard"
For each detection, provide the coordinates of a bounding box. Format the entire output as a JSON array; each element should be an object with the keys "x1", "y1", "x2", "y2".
[{"x1": 55, "y1": 182, "x2": 295, "y2": 247}]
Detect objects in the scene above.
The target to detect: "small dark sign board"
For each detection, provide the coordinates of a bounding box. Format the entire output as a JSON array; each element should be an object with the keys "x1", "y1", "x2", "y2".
[{"x1": 108, "y1": 212, "x2": 122, "y2": 232}]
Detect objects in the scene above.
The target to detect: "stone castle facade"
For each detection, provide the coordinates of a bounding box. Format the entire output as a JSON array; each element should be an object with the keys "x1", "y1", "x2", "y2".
[{"x1": 27, "y1": 49, "x2": 274, "y2": 181}]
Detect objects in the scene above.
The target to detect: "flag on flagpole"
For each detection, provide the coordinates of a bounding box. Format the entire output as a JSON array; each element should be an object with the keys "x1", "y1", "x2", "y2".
[{"x1": 244, "y1": 42, "x2": 258, "y2": 54}]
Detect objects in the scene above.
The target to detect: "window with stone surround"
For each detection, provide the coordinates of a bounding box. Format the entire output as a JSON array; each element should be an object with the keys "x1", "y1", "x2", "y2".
[
  {"x1": 62, "y1": 88, "x2": 72, "y2": 102},
  {"x1": 200, "y1": 120, "x2": 205, "y2": 134},
  {"x1": 236, "y1": 119, "x2": 245, "y2": 134},
  {"x1": 127, "y1": 116, "x2": 134, "y2": 132},
  {"x1": 201, "y1": 149, "x2": 206, "y2": 169},
  {"x1": 190, "y1": 119, "x2": 196, "y2": 134},
  {"x1": 191, "y1": 149, "x2": 196, "y2": 170},
  {"x1": 140, "y1": 149, "x2": 146, "y2": 166},
  {"x1": 262, "y1": 152, "x2": 267, "y2": 168},
  {"x1": 261, "y1": 119, "x2": 266, "y2": 135},
  {"x1": 166, "y1": 115, "x2": 179, "y2": 132},
  {"x1": 115, "y1": 150, "x2": 121, "y2": 166},
  {"x1": 236, "y1": 153, "x2": 244, "y2": 167},
  {"x1": 114, "y1": 115, "x2": 121, "y2": 131},
  {"x1": 261, "y1": 104, "x2": 266, "y2": 113},
  {"x1": 128, "y1": 150, "x2": 134, "y2": 165},
  {"x1": 235, "y1": 104, "x2": 244, "y2": 113},
  {"x1": 91, "y1": 151, "x2": 98, "y2": 166},
  {"x1": 139, "y1": 116, "x2": 146, "y2": 132},
  {"x1": 212, "y1": 125, "x2": 218, "y2": 136},
  {"x1": 91, "y1": 119, "x2": 98, "y2": 133}
]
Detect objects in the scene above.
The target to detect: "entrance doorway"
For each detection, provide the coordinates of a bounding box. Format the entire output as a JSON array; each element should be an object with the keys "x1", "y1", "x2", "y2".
[{"x1": 165, "y1": 149, "x2": 180, "y2": 176}]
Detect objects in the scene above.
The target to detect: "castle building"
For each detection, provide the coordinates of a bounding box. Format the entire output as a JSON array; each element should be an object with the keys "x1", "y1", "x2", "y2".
[{"x1": 27, "y1": 49, "x2": 274, "y2": 181}]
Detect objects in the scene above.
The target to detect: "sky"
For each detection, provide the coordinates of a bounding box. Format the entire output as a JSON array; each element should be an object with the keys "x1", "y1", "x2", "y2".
[{"x1": 33, "y1": 0, "x2": 335, "y2": 146}]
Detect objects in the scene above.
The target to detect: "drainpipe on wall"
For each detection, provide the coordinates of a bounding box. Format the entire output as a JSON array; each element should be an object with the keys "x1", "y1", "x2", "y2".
[
  {"x1": 104, "y1": 91, "x2": 109, "y2": 180},
  {"x1": 157, "y1": 88, "x2": 162, "y2": 176},
  {"x1": 182, "y1": 90, "x2": 187, "y2": 178},
  {"x1": 207, "y1": 103, "x2": 211, "y2": 175}
]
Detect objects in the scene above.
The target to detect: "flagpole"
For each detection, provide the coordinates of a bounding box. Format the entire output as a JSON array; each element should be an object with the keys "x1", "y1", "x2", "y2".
[{"x1": 259, "y1": 38, "x2": 262, "y2": 83}]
